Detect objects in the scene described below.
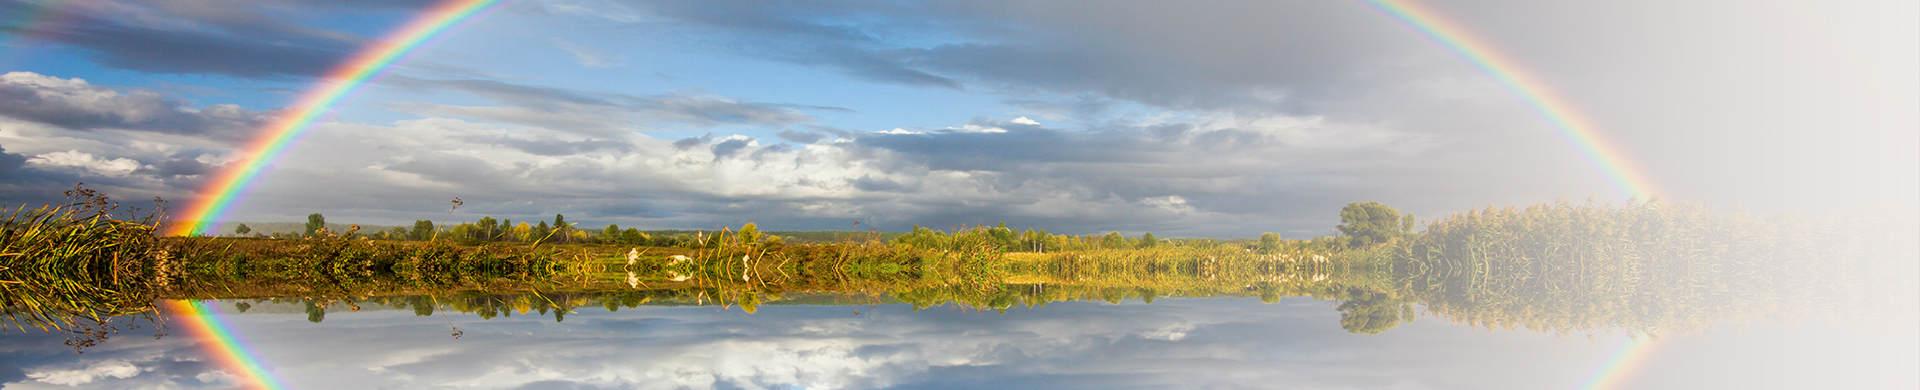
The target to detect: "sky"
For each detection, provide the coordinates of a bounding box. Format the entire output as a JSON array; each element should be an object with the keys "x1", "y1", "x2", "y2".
[
  {"x1": 1, "y1": 299, "x2": 1914, "y2": 389},
  {"x1": 0, "y1": 0, "x2": 1913, "y2": 236}
]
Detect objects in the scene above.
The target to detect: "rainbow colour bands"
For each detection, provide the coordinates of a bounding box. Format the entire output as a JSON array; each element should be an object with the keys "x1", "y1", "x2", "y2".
[
  {"x1": 162, "y1": 300, "x2": 290, "y2": 390},
  {"x1": 1576, "y1": 336, "x2": 1663, "y2": 390},
  {"x1": 166, "y1": 0, "x2": 512, "y2": 237},
  {"x1": 1356, "y1": 0, "x2": 1658, "y2": 199}
]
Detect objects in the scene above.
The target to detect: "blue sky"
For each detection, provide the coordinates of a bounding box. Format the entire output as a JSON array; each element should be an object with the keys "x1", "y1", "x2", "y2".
[{"x1": 0, "y1": 0, "x2": 1913, "y2": 236}]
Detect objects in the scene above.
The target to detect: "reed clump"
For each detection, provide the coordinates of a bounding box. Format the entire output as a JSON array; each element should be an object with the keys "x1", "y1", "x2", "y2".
[{"x1": 0, "y1": 185, "x2": 171, "y2": 352}]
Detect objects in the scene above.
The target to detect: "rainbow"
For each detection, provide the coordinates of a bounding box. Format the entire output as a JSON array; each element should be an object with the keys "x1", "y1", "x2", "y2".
[
  {"x1": 161, "y1": 300, "x2": 290, "y2": 390},
  {"x1": 1356, "y1": 0, "x2": 1658, "y2": 198},
  {"x1": 1575, "y1": 336, "x2": 1663, "y2": 389},
  {"x1": 166, "y1": 0, "x2": 514, "y2": 236}
]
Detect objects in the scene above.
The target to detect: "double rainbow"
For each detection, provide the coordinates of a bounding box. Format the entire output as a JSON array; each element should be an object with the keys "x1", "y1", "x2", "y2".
[{"x1": 164, "y1": 0, "x2": 513, "y2": 237}]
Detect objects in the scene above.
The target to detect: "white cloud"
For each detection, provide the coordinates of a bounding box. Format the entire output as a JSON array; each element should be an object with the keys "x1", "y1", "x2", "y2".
[
  {"x1": 28, "y1": 150, "x2": 143, "y2": 177},
  {"x1": 1140, "y1": 323, "x2": 1196, "y2": 341},
  {"x1": 1140, "y1": 196, "x2": 1194, "y2": 214},
  {"x1": 195, "y1": 370, "x2": 240, "y2": 385},
  {"x1": 26, "y1": 359, "x2": 142, "y2": 386}
]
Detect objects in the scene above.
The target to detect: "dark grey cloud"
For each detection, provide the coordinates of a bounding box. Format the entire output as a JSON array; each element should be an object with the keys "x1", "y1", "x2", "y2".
[
  {"x1": 850, "y1": 174, "x2": 909, "y2": 193},
  {"x1": 0, "y1": 72, "x2": 265, "y2": 138},
  {"x1": 709, "y1": 137, "x2": 752, "y2": 160},
  {"x1": 673, "y1": 133, "x2": 714, "y2": 150},
  {"x1": 0, "y1": 144, "x2": 25, "y2": 176},
  {"x1": 0, "y1": 0, "x2": 450, "y2": 79}
]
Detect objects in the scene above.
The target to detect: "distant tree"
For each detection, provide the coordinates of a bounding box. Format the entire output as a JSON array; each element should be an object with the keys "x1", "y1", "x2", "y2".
[
  {"x1": 501, "y1": 219, "x2": 514, "y2": 241},
  {"x1": 990, "y1": 222, "x2": 1018, "y2": 250},
  {"x1": 534, "y1": 221, "x2": 552, "y2": 242},
  {"x1": 304, "y1": 213, "x2": 326, "y2": 237},
  {"x1": 234, "y1": 223, "x2": 252, "y2": 236},
  {"x1": 621, "y1": 228, "x2": 645, "y2": 245},
  {"x1": 412, "y1": 220, "x2": 435, "y2": 241},
  {"x1": 1099, "y1": 232, "x2": 1126, "y2": 249},
  {"x1": 476, "y1": 217, "x2": 499, "y2": 241},
  {"x1": 1138, "y1": 232, "x2": 1158, "y2": 249},
  {"x1": 553, "y1": 214, "x2": 568, "y2": 243},
  {"x1": 389, "y1": 226, "x2": 409, "y2": 241},
  {"x1": 1255, "y1": 233, "x2": 1284, "y2": 253},
  {"x1": 1336, "y1": 201, "x2": 1415, "y2": 247},
  {"x1": 603, "y1": 224, "x2": 620, "y2": 243}
]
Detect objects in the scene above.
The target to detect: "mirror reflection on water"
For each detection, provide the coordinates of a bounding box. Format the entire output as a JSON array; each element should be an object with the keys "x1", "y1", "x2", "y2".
[{"x1": 2, "y1": 199, "x2": 1915, "y2": 389}]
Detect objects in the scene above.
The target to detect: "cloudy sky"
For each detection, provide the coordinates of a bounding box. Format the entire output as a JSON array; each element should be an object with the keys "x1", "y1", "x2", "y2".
[{"x1": 0, "y1": 0, "x2": 1913, "y2": 236}]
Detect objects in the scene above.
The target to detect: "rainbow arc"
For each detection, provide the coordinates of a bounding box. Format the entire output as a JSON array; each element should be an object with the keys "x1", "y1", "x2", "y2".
[{"x1": 165, "y1": 0, "x2": 514, "y2": 236}]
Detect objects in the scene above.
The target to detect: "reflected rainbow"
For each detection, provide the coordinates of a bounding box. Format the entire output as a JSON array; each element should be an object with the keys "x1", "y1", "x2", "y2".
[
  {"x1": 1356, "y1": 0, "x2": 1658, "y2": 198},
  {"x1": 1576, "y1": 337, "x2": 1663, "y2": 390},
  {"x1": 161, "y1": 300, "x2": 289, "y2": 390},
  {"x1": 166, "y1": 0, "x2": 513, "y2": 236}
]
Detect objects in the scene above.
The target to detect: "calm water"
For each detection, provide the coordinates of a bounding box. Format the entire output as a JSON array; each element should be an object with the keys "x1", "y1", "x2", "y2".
[
  {"x1": 4, "y1": 214, "x2": 1917, "y2": 389},
  {"x1": 1, "y1": 292, "x2": 1913, "y2": 389}
]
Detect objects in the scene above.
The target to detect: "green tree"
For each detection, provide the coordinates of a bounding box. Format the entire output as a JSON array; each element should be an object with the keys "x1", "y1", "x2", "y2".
[
  {"x1": 1099, "y1": 232, "x2": 1126, "y2": 249},
  {"x1": 304, "y1": 213, "x2": 326, "y2": 237},
  {"x1": 412, "y1": 220, "x2": 435, "y2": 241},
  {"x1": 990, "y1": 222, "x2": 1018, "y2": 250},
  {"x1": 603, "y1": 224, "x2": 620, "y2": 243},
  {"x1": 621, "y1": 228, "x2": 645, "y2": 245},
  {"x1": 1336, "y1": 201, "x2": 1414, "y2": 247},
  {"x1": 1138, "y1": 232, "x2": 1158, "y2": 249},
  {"x1": 534, "y1": 221, "x2": 551, "y2": 242},
  {"x1": 476, "y1": 217, "x2": 499, "y2": 241},
  {"x1": 552, "y1": 214, "x2": 568, "y2": 243},
  {"x1": 234, "y1": 223, "x2": 251, "y2": 236},
  {"x1": 1255, "y1": 232, "x2": 1284, "y2": 253}
]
